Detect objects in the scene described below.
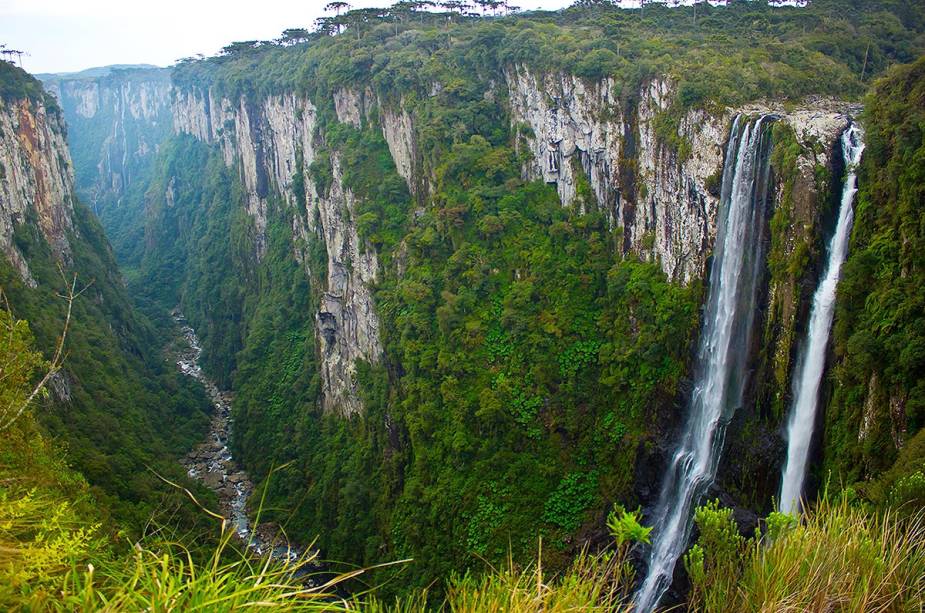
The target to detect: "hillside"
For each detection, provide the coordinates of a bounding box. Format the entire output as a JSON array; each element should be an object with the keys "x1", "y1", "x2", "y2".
[{"x1": 3, "y1": 0, "x2": 925, "y2": 609}]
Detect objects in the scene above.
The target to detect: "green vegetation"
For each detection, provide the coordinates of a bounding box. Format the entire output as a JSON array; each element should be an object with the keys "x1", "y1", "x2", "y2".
[
  {"x1": 41, "y1": 67, "x2": 172, "y2": 265},
  {"x1": 0, "y1": 292, "x2": 351, "y2": 611},
  {"x1": 755, "y1": 121, "x2": 819, "y2": 425},
  {"x1": 0, "y1": 56, "x2": 214, "y2": 536},
  {"x1": 3, "y1": 318, "x2": 923, "y2": 612},
  {"x1": 828, "y1": 55, "x2": 925, "y2": 486},
  {"x1": 252, "y1": 105, "x2": 700, "y2": 589},
  {"x1": 130, "y1": 26, "x2": 703, "y2": 591},
  {"x1": 1, "y1": 201, "x2": 211, "y2": 527},
  {"x1": 14, "y1": 0, "x2": 925, "y2": 607},
  {"x1": 102, "y1": 0, "x2": 924, "y2": 597},
  {"x1": 685, "y1": 496, "x2": 925, "y2": 612},
  {"x1": 172, "y1": 0, "x2": 923, "y2": 112},
  {"x1": 0, "y1": 59, "x2": 59, "y2": 110}
]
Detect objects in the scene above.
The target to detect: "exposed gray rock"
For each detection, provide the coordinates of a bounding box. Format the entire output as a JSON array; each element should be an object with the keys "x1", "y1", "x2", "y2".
[
  {"x1": 315, "y1": 157, "x2": 383, "y2": 417},
  {"x1": 505, "y1": 64, "x2": 855, "y2": 283},
  {"x1": 380, "y1": 103, "x2": 420, "y2": 196},
  {"x1": 43, "y1": 70, "x2": 172, "y2": 207},
  {"x1": 173, "y1": 89, "x2": 384, "y2": 417},
  {"x1": 0, "y1": 98, "x2": 76, "y2": 285}
]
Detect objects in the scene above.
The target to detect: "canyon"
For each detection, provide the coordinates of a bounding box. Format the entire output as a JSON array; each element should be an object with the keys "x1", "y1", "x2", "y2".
[{"x1": 2, "y1": 1, "x2": 923, "y2": 607}]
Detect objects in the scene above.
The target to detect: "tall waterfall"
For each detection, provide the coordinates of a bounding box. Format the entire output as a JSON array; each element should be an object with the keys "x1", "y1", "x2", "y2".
[
  {"x1": 635, "y1": 115, "x2": 775, "y2": 612},
  {"x1": 779, "y1": 125, "x2": 864, "y2": 515}
]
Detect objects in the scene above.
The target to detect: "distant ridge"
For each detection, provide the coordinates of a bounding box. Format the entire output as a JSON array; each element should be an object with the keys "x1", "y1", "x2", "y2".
[{"x1": 36, "y1": 63, "x2": 165, "y2": 81}]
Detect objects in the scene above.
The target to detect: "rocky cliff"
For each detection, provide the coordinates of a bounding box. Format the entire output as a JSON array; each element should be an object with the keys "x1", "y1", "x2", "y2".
[
  {"x1": 172, "y1": 87, "x2": 383, "y2": 417},
  {"x1": 506, "y1": 64, "x2": 856, "y2": 284},
  {"x1": 0, "y1": 62, "x2": 211, "y2": 514},
  {"x1": 167, "y1": 64, "x2": 859, "y2": 422},
  {"x1": 0, "y1": 94, "x2": 75, "y2": 286},
  {"x1": 41, "y1": 67, "x2": 172, "y2": 212}
]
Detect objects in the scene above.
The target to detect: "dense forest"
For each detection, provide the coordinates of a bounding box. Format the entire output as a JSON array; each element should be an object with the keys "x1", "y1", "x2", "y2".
[{"x1": 2, "y1": 0, "x2": 925, "y2": 610}]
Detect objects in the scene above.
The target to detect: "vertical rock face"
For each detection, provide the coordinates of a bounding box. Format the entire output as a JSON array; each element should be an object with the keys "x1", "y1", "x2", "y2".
[
  {"x1": 634, "y1": 79, "x2": 728, "y2": 282},
  {"x1": 41, "y1": 68, "x2": 172, "y2": 210},
  {"x1": 506, "y1": 65, "x2": 725, "y2": 282},
  {"x1": 333, "y1": 87, "x2": 422, "y2": 197},
  {"x1": 379, "y1": 104, "x2": 420, "y2": 196},
  {"x1": 506, "y1": 64, "x2": 853, "y2": 284},
  {"x1": 506, "y1": 65, "x2": 627, "y2": 218},
  {"x1": 166, "y1": 66, "x2": 854, "y2": 423},
  {"x1": 0, "y1": 97, "x2": 75, "y2": 285},
  {"x1": 173, "y1": 87, "x2": 383, "y2": 417},
  {"x1": 316, "y1": 156, "x2": 383, "y2": 416}
]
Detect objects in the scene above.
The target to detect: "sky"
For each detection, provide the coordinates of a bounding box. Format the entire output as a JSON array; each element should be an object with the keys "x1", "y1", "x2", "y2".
[{"x1": 0, "y1": 0, "x2": 582, "y2": 74}]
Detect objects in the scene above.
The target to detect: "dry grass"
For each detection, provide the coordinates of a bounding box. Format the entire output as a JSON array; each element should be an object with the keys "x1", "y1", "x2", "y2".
[{"x1": 697, "y1": 496, "x2": 925, "y2": 613}]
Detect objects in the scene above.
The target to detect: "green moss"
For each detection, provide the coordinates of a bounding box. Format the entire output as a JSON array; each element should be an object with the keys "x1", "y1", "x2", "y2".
[
  {"x1": 652, "y1": 108, "x2": 693, "y2": 162},
  {"x1": 758, "y1": 122, "x2": 809, "y2": 421}
]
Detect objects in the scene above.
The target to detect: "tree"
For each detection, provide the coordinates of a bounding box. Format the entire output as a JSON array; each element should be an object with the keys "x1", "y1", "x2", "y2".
[
  {"x1": 324, "y1": 1, "x2": 351, "y2": 15},
  {"x1": 0, "y1": 45, "x2": 27, "y2": 67},
  {"x1": 342, "y1": 8, "x2": 391, "y2": 40},
  {"x1": 478, "y1": 0, "x2": 507, "y2": 15},
  {"x1": 279, "y1": 28, "x2": 311, "y2": 45},
  {"x1": 440, "y1": 0, "x2": 469, "y2": 14},
  {"x1": 407, "y1": 0, "x2": 438, "y2": 21},
  {"x1": 390, "y1": 2, "x2": 419, "y2": 33},
  {"x1": 219, "y1": 40, "x2": 262, "y2": 57},
  {"x1": 314, "y1": 16, "x2": 338, "y2": 35}
]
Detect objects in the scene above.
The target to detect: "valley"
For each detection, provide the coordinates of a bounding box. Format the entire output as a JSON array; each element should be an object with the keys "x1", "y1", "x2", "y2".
[{"x1": 1, "y1": 0, "x2": 924, "y2": 610}]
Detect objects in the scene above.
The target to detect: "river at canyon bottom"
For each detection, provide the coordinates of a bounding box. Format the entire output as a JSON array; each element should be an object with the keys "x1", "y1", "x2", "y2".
[{"x1": 173, "y1": 310, "x2": 303, "y2": 562}]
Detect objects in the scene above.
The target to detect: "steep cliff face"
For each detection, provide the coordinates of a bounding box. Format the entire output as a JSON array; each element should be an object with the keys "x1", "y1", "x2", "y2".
[
  {"x1": 173, "y1": 87, "x2": 383, "y2": 416},
  {"x1": 333, "y1": 87, "x2": 422, "y2": 198},
  {"x1": 504, "y1": 65, "x2": 867, "y2": 513},
  {"x1": 506, "y1": 64, "x2": 854, "y2": 284},
  {"x1": 315, "y1": 156, "x2": 383, "y2": 416},
  {"x1": 0, "y1": 63, "x2": 209, "y2": 518},
  {"x1": 41, "y1": 68, "x2": 172, "y2": 211},
  {"x1": 0, "y1": 96, "x2": 75, "y2": 285},
  {"x1": 167, "y1": 62, "x2": 859, "y2": 428}
]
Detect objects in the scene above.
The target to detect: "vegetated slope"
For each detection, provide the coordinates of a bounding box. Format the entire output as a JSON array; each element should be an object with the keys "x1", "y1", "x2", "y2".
[
  {"x1": 828, "y1": 55, "x2": 925, "y2": 493},
  {"x1": 0, "y1": 60, "x2": 209, "y2": 527},
  {"x1": 57, "y1": 0, "x2": 925, "y2": 595}
]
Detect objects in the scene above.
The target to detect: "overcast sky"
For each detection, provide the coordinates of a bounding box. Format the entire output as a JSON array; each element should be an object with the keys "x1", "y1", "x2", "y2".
[{"x1": 0, "y1": 0, "x2": 588, "y2": 74}]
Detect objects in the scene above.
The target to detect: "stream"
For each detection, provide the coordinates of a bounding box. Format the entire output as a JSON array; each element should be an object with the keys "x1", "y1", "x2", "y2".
[{"x1": 173, "y1": 311, "x2": 301, "y2": 562}]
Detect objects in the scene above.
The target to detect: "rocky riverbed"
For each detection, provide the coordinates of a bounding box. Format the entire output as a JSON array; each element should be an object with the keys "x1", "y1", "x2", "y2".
[{"x1": 173, "y1": 310, "x2": 301, "y2": 561}]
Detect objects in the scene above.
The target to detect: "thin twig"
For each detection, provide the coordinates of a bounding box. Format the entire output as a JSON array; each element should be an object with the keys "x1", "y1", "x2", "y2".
[{"x1": 0, "y1": 267, "x2": 91, "y2": 431}]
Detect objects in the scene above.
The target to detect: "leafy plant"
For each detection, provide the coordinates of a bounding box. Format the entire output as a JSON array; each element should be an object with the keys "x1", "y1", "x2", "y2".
[{"x1": 606, "y1": 504, "x2": 651, "y2": 546}]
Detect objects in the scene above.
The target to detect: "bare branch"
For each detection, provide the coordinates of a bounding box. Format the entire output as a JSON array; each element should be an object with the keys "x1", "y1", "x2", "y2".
[{"x1": 0, "y1": 267, "x2": 91, "y2": 431}]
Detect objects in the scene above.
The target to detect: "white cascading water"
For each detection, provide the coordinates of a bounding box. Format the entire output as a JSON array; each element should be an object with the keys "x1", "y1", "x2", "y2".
[
  {"x1": 779, "y1": 125, "x2": 864, "y2": 515},
  {"x1": 635, "y1": 115, "x2": 775, "y2": 613}
]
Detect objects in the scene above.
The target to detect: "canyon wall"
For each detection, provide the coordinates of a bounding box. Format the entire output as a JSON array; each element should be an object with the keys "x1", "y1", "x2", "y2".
[
  {"x1": 41, "y1": 67, "x2": 172, "y2": 211},
  {"x1": 506, "y1": 64, "x2": 855, "y2": 284},
  {"x1": 0, "y1": 95, "x2": 75, "y2": 285},
  {"x1": 172, "y1": 87, "x2": 383, "y2": 417},
  {"x1": 0, "y1": 64, "x2": 211, "y2": 512},
  {"x1": 166, "y1": 68, "x2": 858, "y2": 423}
]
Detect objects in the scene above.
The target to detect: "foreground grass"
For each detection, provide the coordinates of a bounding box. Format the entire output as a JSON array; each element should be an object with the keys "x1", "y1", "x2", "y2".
[
  {"x1": 688, "y1": 495, "x2": 925, "y2": 613},
  {"x1": 362, "y1": 547, "x2": 635, "y2": 613},
  {"x1": 60, "y1": 537, "x2": 352, "y2": 611},
  {"x1": 0, "y1": 420, "x2": 355, "y2": 611}
]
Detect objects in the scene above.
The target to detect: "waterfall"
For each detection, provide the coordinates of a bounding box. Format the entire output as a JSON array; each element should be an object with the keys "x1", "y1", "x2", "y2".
[
  {"x1": 635, "y1": 115, "x2": 775, "y2": 612},
  {"x1": 779, "y1": 125, "x2": 864, "y2": 515}
]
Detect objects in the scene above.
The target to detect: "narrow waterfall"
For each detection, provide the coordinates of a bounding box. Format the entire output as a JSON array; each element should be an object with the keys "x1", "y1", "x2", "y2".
[
  {"x1": 635, "y1": 115, "x2": 775, "y2": 613},
  {"x1": 779, "y1": 125, "x2": 865, "y2": 515}
]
